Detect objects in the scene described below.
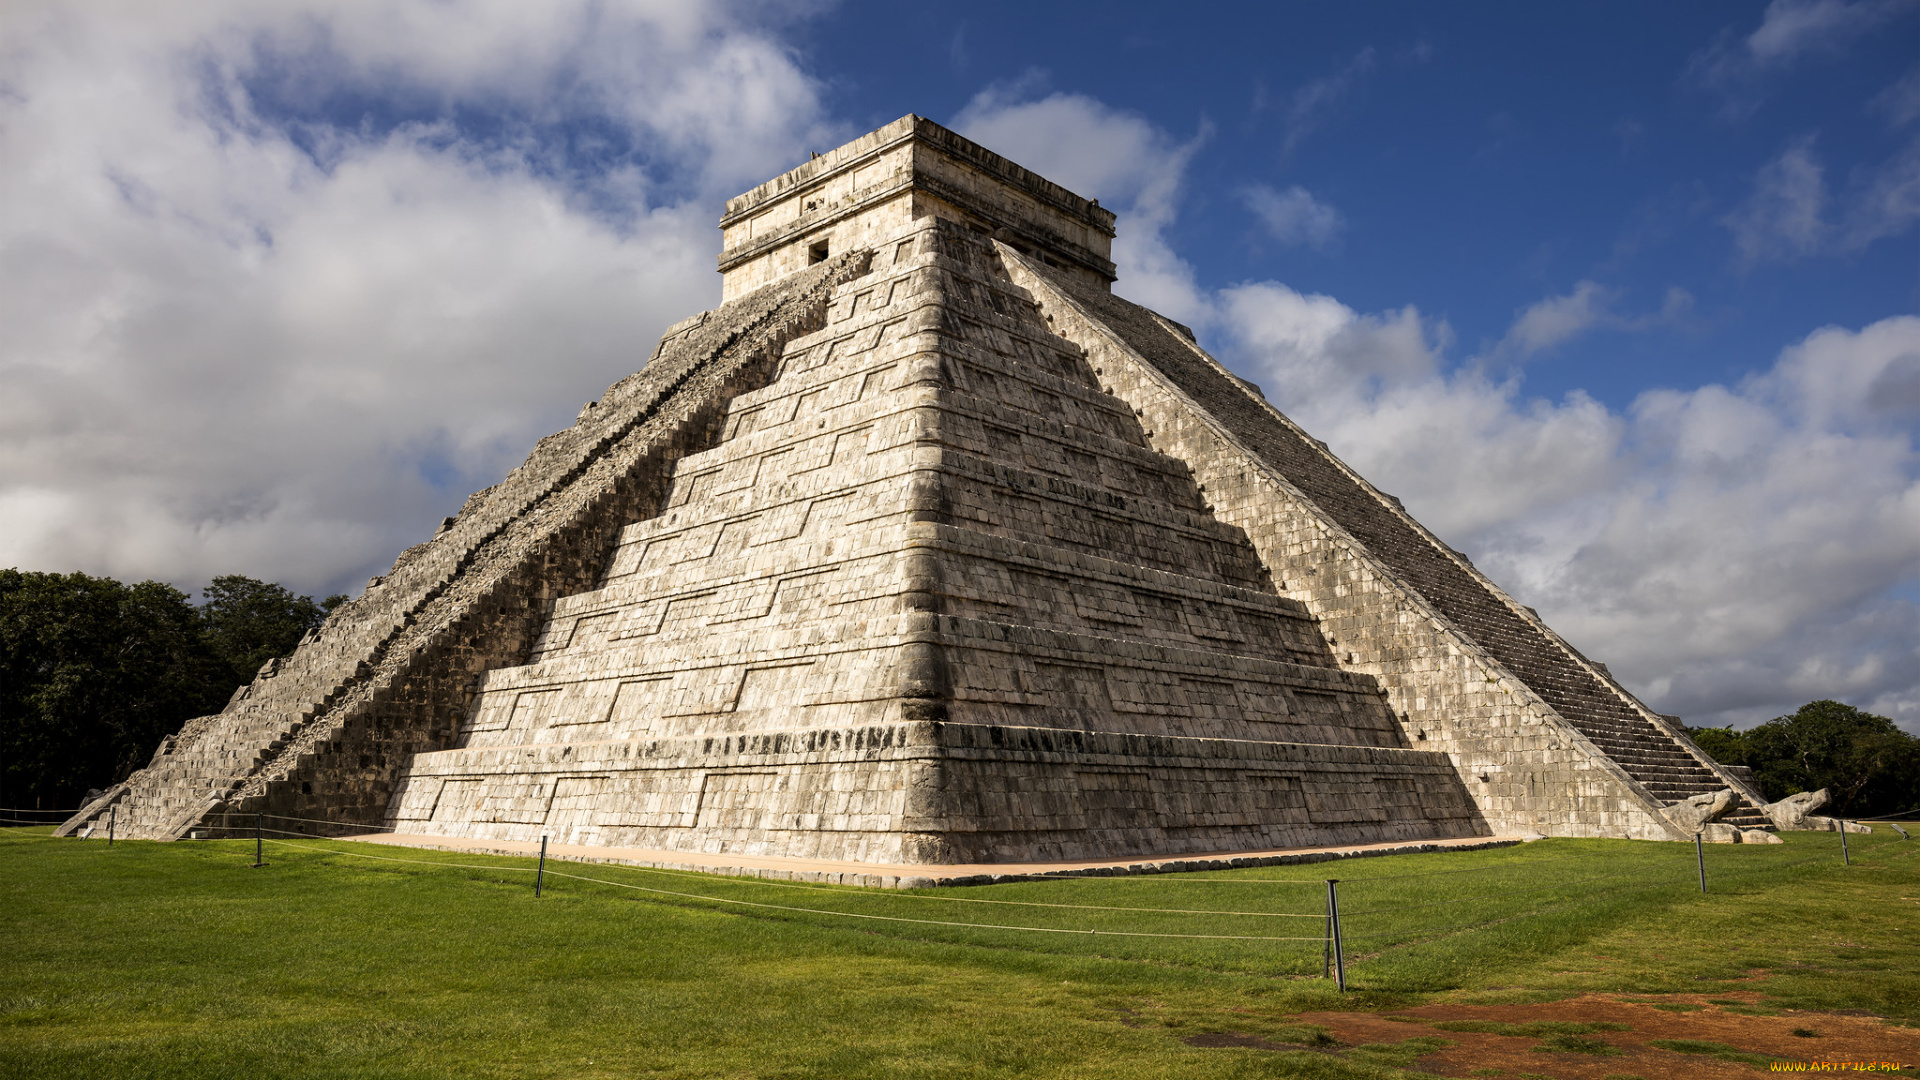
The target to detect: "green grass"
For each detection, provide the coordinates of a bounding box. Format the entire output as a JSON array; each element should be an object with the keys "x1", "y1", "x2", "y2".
[
  {"x1": 1645, "y1": 1038, "x2": 1775, "y2": 1068},
  {"x1": 1533, "y1": 1033, "x2": 1624, "y2": 1055},
  {"x1": 1, "y1": 825, "x2": 1915, "y2": 1078}
]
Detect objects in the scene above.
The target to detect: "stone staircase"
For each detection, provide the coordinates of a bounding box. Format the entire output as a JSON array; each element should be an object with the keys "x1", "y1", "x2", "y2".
[
  {"x1": 60, "y1": 700, "x2": 317, "y2": 839},
  {"x1": 62, "y1": 252, "x2": 876, "y2": 843},
  {"x1": 1024, "y1": 268, "x2": 1765, "y2": 829}
]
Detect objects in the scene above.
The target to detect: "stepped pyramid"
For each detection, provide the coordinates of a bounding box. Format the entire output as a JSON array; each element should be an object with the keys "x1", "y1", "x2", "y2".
[{"x1": 63, "y1": 116, "x2": 1765, "y2": 860}]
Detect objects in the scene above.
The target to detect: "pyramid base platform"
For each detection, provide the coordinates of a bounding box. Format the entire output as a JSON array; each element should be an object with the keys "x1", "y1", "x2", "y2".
[
  {"x1": 339, "y1": 831, "x2": 1526, "y2": 889},
  {"x1": 372, "y1": 720, "x2": 1492, "y2": 866}
]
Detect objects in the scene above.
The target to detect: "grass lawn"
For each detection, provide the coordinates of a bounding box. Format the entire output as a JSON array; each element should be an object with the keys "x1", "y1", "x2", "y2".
[{"x1": 1, "y1": 824, "x2": 1914, "y2": 1078}]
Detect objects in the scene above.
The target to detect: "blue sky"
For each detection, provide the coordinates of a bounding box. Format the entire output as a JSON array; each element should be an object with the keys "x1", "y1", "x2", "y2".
[
  {"x1": 0, "y1": 1, "x2": 1914, "y2": 730},
  {"x1": 792, "y1": 1, "x2": 1918, "y2": 409}
]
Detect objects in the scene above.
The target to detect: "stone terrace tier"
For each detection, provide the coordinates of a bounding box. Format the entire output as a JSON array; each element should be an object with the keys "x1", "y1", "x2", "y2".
[
  {"x1": 1001, "y1": 249, "x2": 1767, "y2": 835},
  {"x1": 375, "y1": 218, "x2": 1486, "y2": 862},
  {"x1": 60, "y1": 252, "x2": 878, "y2": 842}
]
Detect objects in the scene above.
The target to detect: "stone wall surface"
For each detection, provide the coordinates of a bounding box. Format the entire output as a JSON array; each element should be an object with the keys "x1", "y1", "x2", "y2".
[
  {"x1": 377, "y1": 217, "x2": 1487, "y2": 862},
  {"x1": 996, "y1": 247, "x2": 1763, "y2": 838},
  {"x1": 60, "y1": 252, "x2": 876, "y2": 841},
  {"x1": 720, "y1": 115, "x2": 1116, "y2": 301}
]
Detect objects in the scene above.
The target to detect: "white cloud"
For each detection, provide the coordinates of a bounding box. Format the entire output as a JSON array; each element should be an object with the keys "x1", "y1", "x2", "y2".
[
  {"x1": 1489, "y1": 281, "x2": 1693, "y2": 360},
  {"x1": 1745, "y1": 0, "x2": 1903, "y2": 63},
  {"x1": 1724, "y1": 137, "x2": 1830, "y2": 262},
  {"x1": 1241, "y1": 184, "x2": 1344, "y2": 250},
  {"x1": 1845, "y1": 135, "x2": 1920, "y2": 248},
  {"x1": 951, "y1": 87, "x2": 1213, "y2": 325},
  {"x1": 1690, "y1": 0, "x2": 1912, "y2": 116},
  {"x1": 1283, "y1": 48, "x2": 1376, "y2": 155},
  {"x1": 1219, "y1": 283, "x2": 1625, "y2": 540},
  {"x1": 3, "y1": 17, "x2": 1912, "y2": 740},
  {"x1": 1723, "y1": 134, "x2": 1920, "y2": 263},
  {"x1": 1496, "y1": 281, "x2": 1616, "y2": 358},
  {"x1": 1218, "y1": 287, "x2": 1920, "y2": 731},
  {"x1": 999, "y1": 101, "x2": 1919, "y2": 732},
  {"x1": 1872, "y1": 67, "x2": 1920, "y2": 127},
  {"x1": 0, "y1": 1, "x2": 830, "y2": 599}
]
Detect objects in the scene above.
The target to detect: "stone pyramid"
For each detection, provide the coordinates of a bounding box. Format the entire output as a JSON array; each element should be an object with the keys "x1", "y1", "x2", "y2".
[{"x1": 64, "y1": 116, "x2": 1764, "y2": 859}]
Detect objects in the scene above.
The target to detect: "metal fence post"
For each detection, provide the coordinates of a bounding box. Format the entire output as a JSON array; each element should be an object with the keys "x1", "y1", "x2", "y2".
[
  {"x1": 536, "y1": 836, "x2": 547, "y2": 898},
  {"x1": 1323, "y1": 892, "x2": 1333, "y2": 979},
  {"x1": 252, "y1": 813, "x2": 263, "y2": 868},
  {"x1": 1695, "y1": 832, "x2": 1706, "y2": 892},
  {"x1": 1325, "y1": 880, "x2": 1346, "y2": 992},
  {"x1": 108, "y1": 805, "x2": 115, "y2": 847},
  {"x1": 1840, "y1": 822, "x2": 1850, "y2": 865}
]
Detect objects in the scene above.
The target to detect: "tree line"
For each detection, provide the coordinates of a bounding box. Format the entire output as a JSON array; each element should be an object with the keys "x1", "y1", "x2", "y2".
[
  {"x1": 1687, "y1": 700, "x2": 1919, "y2": 818},
  {"x1": 4, "y1": 566, "x2": 1915, "y2": 821},
  {"x1": 0, "y1": 569, "x2": 346, "y2": 811}
]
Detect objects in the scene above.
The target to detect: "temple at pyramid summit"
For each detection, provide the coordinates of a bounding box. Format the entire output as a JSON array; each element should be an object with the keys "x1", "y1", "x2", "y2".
[{"x1": 63, "y1": 116, "x2": 1784, "y2": 869}]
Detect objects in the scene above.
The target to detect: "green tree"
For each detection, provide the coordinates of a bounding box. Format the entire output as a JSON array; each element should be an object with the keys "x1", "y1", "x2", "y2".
[
  {"x1": 0, "y1": 570, "x2": 227, "y2": 810},
  {"x1": 1, "y1": 570, "x2": 346, "y2": 810},
  {"x1": 197, "y1": 575, "x2": 333, "y2": 687},
  {"x1": 1686, "y1": 725, "x2": 1747, "y2": 768},
  {"x1": 1738, "y1": 700, "x2": 1920, "y2": 817}
]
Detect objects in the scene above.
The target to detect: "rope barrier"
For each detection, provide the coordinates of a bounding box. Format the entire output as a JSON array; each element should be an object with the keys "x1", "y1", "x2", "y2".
[
  {"x1": 1341, "y1": 876, "x2": 1697, "y2": 943},
  {"x1": 246, "y1": 812, "x2": 398, "y2": 832},
  {"x1": 1338, "y1": 835, "x2": 1885, "y2": 954},
  {"x1": 216, "y1": 823, "x2": 394, "y2": 840},
  {"x1": 252, "y1": 825, "x2": 393, "y2": 840},
  {"x1": 259, "y1": 838, "x2": 1329, "y2": 942},
  {"x1": 35, "y1": 807, "x2": 1902, "y2": 1005},
  {"x1": 542, "y1": 866, "x2": 1332, "y2": 942},
  {"x1": 1149, "y1": 848, "x2": 1618, "y2": 886},
  {"x1": 64, "y1": 805, "x2": 1898, "y2": 986},
  {"x1": 1339, "y1": 866, "x2": 1652, "y2": 915},
  {"x1": 531, "y1": 859, "x2": 1330, "y2": 919},
  {"x1": 260, "y1": 837, "x2": 536, "y2": 874},
  {"x1": 1323, "y1": 848, "x2": 1620, "y2": 883},
  {"x1": 1853, "y1": 806, "x2": 1920, "y2": 821},
  {"x1": 172, "y1": 810, "x2": 1884, "y2": 919},
  {"x1": 1703, "y1": 838, "x2": 1903, "y2": 876},
  {"x1": 259, "y1": 835, "x2": 1328, "y2": 919}
]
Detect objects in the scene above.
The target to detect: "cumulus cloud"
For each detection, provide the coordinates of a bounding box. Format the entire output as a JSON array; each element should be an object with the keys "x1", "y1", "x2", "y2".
[
  {"x1": 952, "y1": 86, "x2": 1213, "y2": 324},
  {"x1": 1523, "y1": 318, "x2": 1920, "y2": 729},
  {"x1": 1241, "y1": 184, "x2": 1345, "y2": 250},
  {"x1": 998, "y1": 99, "x2": 1919, "y2": 731},
  {"x1": 1217, "y1": 288, "x2": 1920, "y2": 731},
  {"x1": 0, "y1": 0, "x2": 832, "y2": 600},
  {"x1": 1218, "y1": 283, "x2": 1626, "y2": 540},
  {"x1": 5, "y1": 15, "x2": 1913, "y2": 738}
]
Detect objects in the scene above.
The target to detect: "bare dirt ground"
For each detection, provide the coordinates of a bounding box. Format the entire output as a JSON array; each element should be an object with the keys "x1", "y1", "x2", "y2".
[{"x1": 1186, "y1": 993, "x2": 1920, "y2": 1077}]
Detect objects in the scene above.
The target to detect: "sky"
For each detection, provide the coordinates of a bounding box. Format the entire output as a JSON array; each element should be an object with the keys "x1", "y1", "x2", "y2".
[{"x1": 1, "y1": 0, "x2": 1915, "y2": 732}]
